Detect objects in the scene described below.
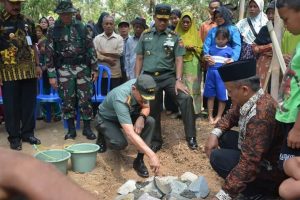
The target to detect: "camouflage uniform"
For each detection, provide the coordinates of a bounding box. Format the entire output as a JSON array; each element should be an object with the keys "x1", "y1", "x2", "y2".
[{"x1": 45, "y1": 0, "x2": 98, "y2": 140}]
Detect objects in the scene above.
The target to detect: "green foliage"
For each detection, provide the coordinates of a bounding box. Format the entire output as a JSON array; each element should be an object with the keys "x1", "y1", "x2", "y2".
[{"x1": 1, "y1": 0, "x2": 267, "y2": 26}]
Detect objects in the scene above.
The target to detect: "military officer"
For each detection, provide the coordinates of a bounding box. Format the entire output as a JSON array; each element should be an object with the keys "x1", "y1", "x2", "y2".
[
  {"x1": 0, "y1": 0, "x2": 42, "y2": 150},
  {"x1": 45, "y1": 0, "x2": 98, "y2": 140},
  {"x1": 135, "y1": 4, "x2": 198, "y2": 151},
  {"x1": 95, "y1": 75, "x2": 160, "y2": 178}
]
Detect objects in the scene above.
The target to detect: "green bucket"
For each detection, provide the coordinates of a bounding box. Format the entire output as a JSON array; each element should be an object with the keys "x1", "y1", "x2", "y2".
[
  {"x1": 65, "y1": 143, "x2": 100, "y2": 173},
  {"x1": 34, "y1": 149, "x2": 71, "y2": 174}
]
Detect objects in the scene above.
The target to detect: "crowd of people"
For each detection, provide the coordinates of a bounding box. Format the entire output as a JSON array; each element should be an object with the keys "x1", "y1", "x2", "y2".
[{"x1": 1, "y1": 0, "x2": 300, "y2": 199}]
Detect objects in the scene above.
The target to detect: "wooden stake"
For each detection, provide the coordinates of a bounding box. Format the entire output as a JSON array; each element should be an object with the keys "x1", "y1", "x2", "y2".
[{"x1": 239, "y1": 0, "x2": 246, "y2": 21}]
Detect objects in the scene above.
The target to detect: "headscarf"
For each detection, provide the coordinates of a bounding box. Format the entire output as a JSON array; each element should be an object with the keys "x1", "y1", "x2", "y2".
[
  {"x1": 254, "y1": 0, "x2": 275, "y2": 45},
  {"x1": 175, "y1": 12, "x2": 203, "y2": 61},
  {"x1": 236, "y1": 0, "x2": 268, "y2": 44}
]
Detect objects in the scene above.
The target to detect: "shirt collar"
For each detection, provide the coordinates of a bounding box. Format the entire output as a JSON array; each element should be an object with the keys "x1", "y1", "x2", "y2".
[
  {"x1": 100, "y1": 31, "x2": 118, "y2": 39},
  {"x1": 240, "y1": 88, "x2": 264, "y2": 116}
]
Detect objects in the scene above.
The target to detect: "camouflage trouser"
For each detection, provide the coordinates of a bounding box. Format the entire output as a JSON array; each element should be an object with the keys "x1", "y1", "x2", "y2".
[{"x1": 58, "y1": 64, "x2": 93, "y2": 120}]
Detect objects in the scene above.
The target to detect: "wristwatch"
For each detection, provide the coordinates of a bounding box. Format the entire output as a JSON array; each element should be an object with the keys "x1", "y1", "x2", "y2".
[
  {"x1": 176, "y1": 77, "x2": 182, "y2": 81},
  {"x1": 139, "y1": 113, "x2": 147, "y2": 121}
]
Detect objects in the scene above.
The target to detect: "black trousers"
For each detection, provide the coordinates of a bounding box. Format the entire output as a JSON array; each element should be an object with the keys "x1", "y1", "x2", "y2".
[
  {"x1": 95, "y1": 114, "x2": 155, "y2": 150},
  {"x1": 210, "y1": 130, "x2": 278, "y2": 196},
  {"x1": 2, "y1": 78, "x2": 37, "y2": 143},
  {"x1": 148, "y1": 74, "x2": 196, "y2": 144}
]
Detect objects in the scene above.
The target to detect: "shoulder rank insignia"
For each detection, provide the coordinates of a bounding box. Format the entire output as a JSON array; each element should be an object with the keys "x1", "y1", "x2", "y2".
[
  {"x1": 169, "y1": 30, "x2": 178, "y2": 36},
  {"x1": 143, "y1": 28, "x2": 151, "y2": 34}
]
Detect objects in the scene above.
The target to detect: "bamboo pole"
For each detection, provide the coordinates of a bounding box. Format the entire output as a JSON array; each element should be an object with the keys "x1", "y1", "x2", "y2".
[
  {"x1": 239, "y1": 0, "x2": 246, "y2": 21},
  {"x1": 270, "y1": 7, "x2": 284, "y2": 100},
  {"x1": 263, "y1": 21, "x2": 286, "y2": 91}
]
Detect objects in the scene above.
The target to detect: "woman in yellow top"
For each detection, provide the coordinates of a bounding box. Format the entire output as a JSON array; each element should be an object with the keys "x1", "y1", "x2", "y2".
[{"x1": 175, "y1": 12, "x2": 203, "y2": 114}]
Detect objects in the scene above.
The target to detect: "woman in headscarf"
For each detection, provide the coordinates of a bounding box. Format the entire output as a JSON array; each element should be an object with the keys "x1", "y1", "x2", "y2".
[
  {"x1": 203, "y1": 6, "x2": 241, "y2": 63},
  {"x1": 252, "y1": 0, "x2": 275, "y2": 89},
  {"x1": 237, "y1": 0, "x2": 268, "y2": 60},
  {"x1": 175, "y1": 12, "x2": 203, "y2": 114},
  {"x1": 95, "y1": 12, "x2": 109, "y2": 36}
]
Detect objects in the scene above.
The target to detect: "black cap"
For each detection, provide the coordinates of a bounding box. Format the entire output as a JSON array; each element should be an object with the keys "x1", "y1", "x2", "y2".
[
  {"x1": 54, "y1": 0, "x2": 77, "y2": 14},
  {"x1": 218, "y1": 59, "x2": 257, "y2": 82},
  {"x1": 135, "y1": 75, "x2": 156, "y2": 100},
  {"x1": 155, "y1": 4, "x2": 171, "y2": 19},
  {"x1": 266, "y1": 0, "x2": 275, "y2": 12},
  {"x1": 131, "y1": 17, "x2": 148, "y2": 29},
  {"x1": 118, "y1": 20, "x2": 130, "y2": 27}
]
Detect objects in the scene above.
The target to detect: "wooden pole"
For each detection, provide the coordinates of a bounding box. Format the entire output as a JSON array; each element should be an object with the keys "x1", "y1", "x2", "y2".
[
  {"x1": 270, "y1": 7, "x2": 284, "y2": 100},
  {"x1": 263, "y1": 21, "x2": 286, "y2": 91},
  {"x1": 239, "y1": 0, "x2": 246, "y2": 21}
]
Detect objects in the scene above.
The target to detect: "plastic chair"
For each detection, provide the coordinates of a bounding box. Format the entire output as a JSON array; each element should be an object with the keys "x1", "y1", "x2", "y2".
[
  {"x1": 91, "y1": 64, "x2": 111, "y2": 103},
  {"x1": 36, "y1": 78, "x2": 61, "y2": 122},
  {"x1": 0, "y1": 87, "x2": 3, "y2": 105}
]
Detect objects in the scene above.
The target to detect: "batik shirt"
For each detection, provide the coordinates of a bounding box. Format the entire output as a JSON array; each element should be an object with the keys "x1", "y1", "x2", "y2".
[
  {"x1": 0, "y1": 9, "x2": 37, "y2": 81},
  {"x1": 212, "y1": 90, "x2": 285, "y2": 198}
]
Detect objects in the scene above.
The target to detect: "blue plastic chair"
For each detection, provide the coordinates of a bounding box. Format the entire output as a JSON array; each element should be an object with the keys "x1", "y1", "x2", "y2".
[
  {"x1": 0, "y1": 87, "x2": 3, "y2": 105},
  {"x1": 92, "y1": 64, "x2": 111, "y2": 103},
  {"x1": 36, "y1": 78, "x2": 61, "y2": 122}
]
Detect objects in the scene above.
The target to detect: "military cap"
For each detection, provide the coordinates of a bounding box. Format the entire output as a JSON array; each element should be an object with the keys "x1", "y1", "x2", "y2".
[
  {"x1": 155, "y1": 4, "x2": 171, "y2": 19},
  {"x1": 218, "y1": 59, "x2": 257, "y2": 82},
  {"x1": 54, "y1": 0, "x2": 77, "y2": 14},
  {"x1": 135, "y1": 74, "x2": 157, "y2": 100},
  {"x1": 131, "y1": 17, "x2": 148, "y2": 29},
  {"x1": 118, "y1": 20, "x2": 130, "y2": 27}
]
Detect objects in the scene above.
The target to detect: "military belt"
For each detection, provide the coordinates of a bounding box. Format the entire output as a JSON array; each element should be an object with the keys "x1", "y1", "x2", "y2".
[
  {"x1": 61, "y1": 57, "x2": 86, "y2": 65},
  {"x1": 143, "y1": 71, "x2": 174, "y2": 77}
]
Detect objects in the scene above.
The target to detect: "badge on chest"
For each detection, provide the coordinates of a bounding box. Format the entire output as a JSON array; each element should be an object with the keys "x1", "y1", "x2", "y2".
[{"x1": 163, "y1": 34, "x2": 174, "y2": 56}]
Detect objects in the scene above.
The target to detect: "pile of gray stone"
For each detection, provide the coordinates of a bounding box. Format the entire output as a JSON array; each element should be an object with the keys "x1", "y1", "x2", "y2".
[{"x1": 115, "y1": 172, "x2": 210, "y2": 200}]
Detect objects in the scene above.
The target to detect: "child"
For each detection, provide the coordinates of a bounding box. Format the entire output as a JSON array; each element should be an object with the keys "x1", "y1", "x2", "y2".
[
  {"x1": 203, "y1": 27, "x2": 233, "y2": 124},
  {"x1": 275, "y1": 0, "x2": 300, "y2": 199}
]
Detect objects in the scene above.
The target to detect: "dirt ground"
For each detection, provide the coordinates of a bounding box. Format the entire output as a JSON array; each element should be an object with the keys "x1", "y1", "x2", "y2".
[{"x1": 0, "y1": 113, "x2": 222, "y2": 199}]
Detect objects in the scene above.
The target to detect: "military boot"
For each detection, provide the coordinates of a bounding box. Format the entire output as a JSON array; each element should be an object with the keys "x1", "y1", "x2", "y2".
[
  {"x1": 65, "y1": 118, "x2": 77, "y2": 140},
  {"x1": 82, "y1": 120, "x2": 96, "y2": 140}
]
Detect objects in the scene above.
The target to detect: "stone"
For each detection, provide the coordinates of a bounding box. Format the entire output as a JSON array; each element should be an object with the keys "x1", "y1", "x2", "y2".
[
  {"x1": 141, "y1": 181, "x2": 163, "y2": 199},
  {"x1": 136, "y1": 181, "x2": 150, "y2": 190},
  {"x1": 154, "y1": 176, "x2": 178, "y2": 195},
  {"x1": 180, "y1": 189, "x2": 197, "y2": 199},
  {"x1": 145, "y1": 176, "x2": 155, "y2": 182},
  {"x1": 115, "y1": 193, "x2": 135, "y2": 200},
  {"x1": 132, "y1": 189, "x2": 144, "y2": 200},
  {"x1": 118, "y1": 180, "x2": 137, "y2": 195},
  {"x1": 180, "y1": 172, "x2": 198, "y2": 182},
  {"x1": 137, "y1": 193, "x2": 160, "y2": 200},
  {"x1": 169, "y1": 180, "x2": 187, "y2": 195},
  {"x1": 188, "y1": 176, "x2": 209, "y2": 198},
  {"x1": 162, "y1": 193, "x2": 190, "y2": 200}
]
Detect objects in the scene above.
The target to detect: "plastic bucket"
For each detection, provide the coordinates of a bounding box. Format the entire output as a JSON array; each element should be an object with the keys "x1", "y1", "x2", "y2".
[
  {"x1": 34, "y1": 149, "x2": 71, "y2": 174},
  {"x1": 65, "y1": 143, "x2": 100, "y2": 173}
]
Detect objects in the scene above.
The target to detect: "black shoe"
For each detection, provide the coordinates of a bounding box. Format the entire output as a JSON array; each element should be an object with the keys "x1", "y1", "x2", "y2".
[
  {"x1": 133, "y1": 158, "x2": 149, "y2": 178},
  {"x1": 82, "y1": 129, "x2": 96, "y2": 140},
  {"x1": 82, "y1": 120, "x2": 96, "y2": 140},
  {"x1": 10, "y1": 140, "x2": 22, "y2": 151},
  {"x1": 150, "y1": 142, "x2": 162, "y2": 153},
  {"x1": 65, "y1": 130, "x2": 77, "y2": 140},
  {"x1": 22, "y1": 136, "x2": 41, "y2": 145},
  {"x1": 96, "y1": 132, "x2": 107, "y2": 153},
  {"x1": 187, "y1": 137, "x2": 198, "y2": 150}
]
